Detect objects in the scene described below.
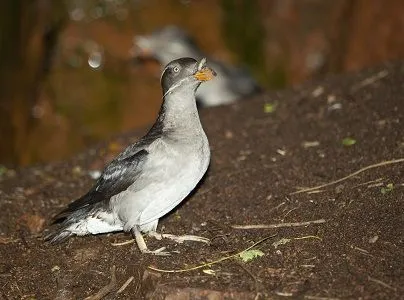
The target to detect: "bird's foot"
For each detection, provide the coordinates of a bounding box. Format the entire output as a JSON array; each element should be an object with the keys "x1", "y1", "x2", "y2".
[
  {"x1": 149, "y1": 232, "x2": 210, "y2": 244},
  {"x1": 132, "y1": 227, "x2": 171, "y2": 255}
]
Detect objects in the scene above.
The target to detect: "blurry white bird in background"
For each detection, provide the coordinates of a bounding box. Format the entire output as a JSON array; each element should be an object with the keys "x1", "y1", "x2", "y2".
[{"x1": 132, "y1": 26, "x2": 262, "y2": 107}]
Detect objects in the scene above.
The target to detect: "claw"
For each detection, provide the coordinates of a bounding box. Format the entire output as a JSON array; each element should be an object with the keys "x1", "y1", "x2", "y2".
[{"x1": 131, "y1": 227, "x2": 209, "y2": 255}]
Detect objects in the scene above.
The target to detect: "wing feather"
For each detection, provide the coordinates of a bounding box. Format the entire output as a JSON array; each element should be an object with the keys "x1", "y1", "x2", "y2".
[{"x1": 53, "y1": 149, "x2": 148, "y2": 222}]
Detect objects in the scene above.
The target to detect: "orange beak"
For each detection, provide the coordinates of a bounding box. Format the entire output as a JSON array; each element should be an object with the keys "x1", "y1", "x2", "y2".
[{"x1": 194, "y1": 67, "x2": 216, "y2": 81}]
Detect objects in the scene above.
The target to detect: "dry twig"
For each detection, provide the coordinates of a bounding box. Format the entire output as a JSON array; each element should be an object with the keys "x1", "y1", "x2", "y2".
[
  {"x1": 234, "y1": 260, "x2": 262, "y2": 300},
  {"x1": 304, "y1": 296, "x2": 340, "y2": 300},
  {"x1": 290, "y1": 158, "x2": 404, "y2": 195},
  {"x1": 351, "y1": 70, "x2": 388, "y2": 91},
  {"x1": 111, "y1": 239, "x2": 134, "y2": 246},
  {"x1": 116, "y1": 276, "x2": 134, "y2": 294},
  {"x1": 85, "y1": 265, "x2": 117, "y2": 300},
  {"x1": 232, "y1": 219, "x2": 326, "y2": 230},
  {"x1": 368, "y1": 276, "x2": 397, "y2": 291},
  {"x1": 148, "y1": 235, "x2": 275, "y2": 273}
]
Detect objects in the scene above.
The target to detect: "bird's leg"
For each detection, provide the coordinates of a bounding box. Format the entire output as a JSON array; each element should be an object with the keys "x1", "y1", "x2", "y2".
[
  {"x1": 131, "y1": 227, "x2": 170, "y2": 256},
  {"x1": 148, "y1": 231, "x2": 210, "y2": 244}
]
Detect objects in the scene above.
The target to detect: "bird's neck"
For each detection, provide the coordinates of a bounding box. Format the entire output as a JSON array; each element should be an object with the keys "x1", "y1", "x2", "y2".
[{"x1": 158, "y1": 88, "x2": 202, "y2": 133}]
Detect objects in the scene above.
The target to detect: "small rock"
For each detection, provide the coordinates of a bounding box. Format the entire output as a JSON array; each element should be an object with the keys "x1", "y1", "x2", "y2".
[
  {"x1": 224, "y1": 130, "x2": 234, "y2": 139},
  {"x1": 19, "y1": 214, "x2": 46, "y2": 234},
  {"x1": 312, "y1": 86, "x2": 324, "y2": 97}
]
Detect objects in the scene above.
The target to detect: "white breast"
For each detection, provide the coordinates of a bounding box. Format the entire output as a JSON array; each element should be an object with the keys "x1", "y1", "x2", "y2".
[{"x1": 113, "y1": 132, "x2": 210, "y2": 232}]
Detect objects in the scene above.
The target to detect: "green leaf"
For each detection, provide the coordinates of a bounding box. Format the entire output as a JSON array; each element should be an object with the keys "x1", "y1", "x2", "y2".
[
  {"x1": 381, "y1": 183, "x2": 394, "y2": 194},
  {"x1": 238, "y1": 249, "x2": 264, "y2": 262},
  {"x1": 173, "y1": 211, "x2": 181, "y2": 220},
  {"x1": 342, "y1": 137, "x2": 356, "y2": 146},
  {"x1": 264, "y1": 103, "x2": 277, "y2": 113},
  {"x1": 0, "y1": 165, "x2": 6, "y2": 176}
]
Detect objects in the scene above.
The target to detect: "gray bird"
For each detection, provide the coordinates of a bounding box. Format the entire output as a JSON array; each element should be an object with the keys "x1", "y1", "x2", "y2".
[
  {"x1": 46, "y1": 57, "x2": 216, "y2": 255},
  {"x1": 132, "y1": 25, "x2": 261, "y2": 107}
]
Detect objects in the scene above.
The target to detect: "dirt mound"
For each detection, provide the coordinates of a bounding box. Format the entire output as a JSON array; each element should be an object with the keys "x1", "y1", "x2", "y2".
[{"x1": 1, "y1": 62, "x2": 403, "y2": 299}]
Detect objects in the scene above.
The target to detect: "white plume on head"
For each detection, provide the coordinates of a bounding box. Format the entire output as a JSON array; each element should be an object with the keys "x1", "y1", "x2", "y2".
[{"x1": 198, "y1": 57, "x2": 207, "y2": 71}]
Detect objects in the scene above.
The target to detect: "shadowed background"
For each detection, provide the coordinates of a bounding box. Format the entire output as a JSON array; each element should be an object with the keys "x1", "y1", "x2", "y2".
[{"x1": 1, "y1": 0, "x2": 403, "y2": 166}]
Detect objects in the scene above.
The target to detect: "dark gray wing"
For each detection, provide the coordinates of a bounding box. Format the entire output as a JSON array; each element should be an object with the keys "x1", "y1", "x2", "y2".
[
  {"x1": 51, "y1": 102, "x2": 165, "y2": 224},
  {"x1": 53, "y1": 147, "x2": 148, "y2": 221}
]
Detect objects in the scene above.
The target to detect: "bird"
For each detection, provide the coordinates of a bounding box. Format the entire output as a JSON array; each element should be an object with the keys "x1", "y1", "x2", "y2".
[
  {"x1": 132, "y1": 25, "x2": 261, "y2": 107},
  {"x1": 46, "y1": 57, "x2": 216, "y2": 255}
]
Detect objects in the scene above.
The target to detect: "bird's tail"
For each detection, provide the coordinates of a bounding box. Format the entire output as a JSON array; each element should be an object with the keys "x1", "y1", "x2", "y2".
[
  {"x1": 44, "y1": 206, "x2": 92, "y2": 244},
  {"x1": 44, "y1": 227, "x2": 74, "y2": 244}
]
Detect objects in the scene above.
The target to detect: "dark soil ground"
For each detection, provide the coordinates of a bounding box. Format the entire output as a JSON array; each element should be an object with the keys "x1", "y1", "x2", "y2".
[{"x1": 1, "y1": 62, "x2": 403, "y2": 299}]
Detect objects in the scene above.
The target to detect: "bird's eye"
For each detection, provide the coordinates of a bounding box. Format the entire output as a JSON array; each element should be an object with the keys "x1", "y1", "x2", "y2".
[{"x1": 173, "y1": 66, "x2": 180, "y2": 73}]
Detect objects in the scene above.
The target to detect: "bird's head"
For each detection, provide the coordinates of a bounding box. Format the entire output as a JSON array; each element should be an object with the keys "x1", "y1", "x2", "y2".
[{"x1": 161, "y1": 57, "x2": 216, "y2": 97}]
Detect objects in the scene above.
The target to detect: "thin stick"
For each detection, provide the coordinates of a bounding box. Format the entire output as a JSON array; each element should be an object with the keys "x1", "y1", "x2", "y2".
[
  {"x1": 116, "y1": 276, "x2": 134, "y2": 294},
  {"x1": 148, "y1": 235, "x2": 275, "y2": 273},
  {"x1": 304, "y1": 296, "x2": 340, "y2": 300},
  {"x1": 234, "y1": 261, "x2": 262, "y2": 299},
  {"x1": 352, "y1": 177, "x2": 384, "y2": 188},
  {"x1": 351, "y1": 70, "x2": 388, "y2": 92},
  {"x1": 232, "y1": 219, "x2": 326, "y2": 230},
  {"x1": 293, "y1": 235, "x2": 322, "y2": 241},
  {"x1": 368, "y1": 276, "x2": 397, "y2": 291},
  {"x1": 85, "y1": 265, "x2": 117, "y2": 300},
  {"x1": 111, "y1": 239, "x2": 134, "y2": 246},
  {"x1": 290, "y1": 158, "x2": 404, "y2": 195}
]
